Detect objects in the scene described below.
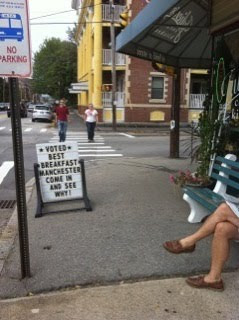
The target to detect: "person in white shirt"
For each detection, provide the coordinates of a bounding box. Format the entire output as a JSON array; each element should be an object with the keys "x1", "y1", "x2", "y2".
[{"x1": 84, "y1": 104, "x2": 98, "y2": 142}]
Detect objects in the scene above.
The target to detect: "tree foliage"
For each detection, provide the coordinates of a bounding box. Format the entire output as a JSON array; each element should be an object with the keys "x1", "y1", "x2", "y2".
[
  {"x1": 32, "y1": 38, "x2": 77, "y2": 105},
  {"x1": 66, "y1": 24, "x2": 78, "y2": 45}
]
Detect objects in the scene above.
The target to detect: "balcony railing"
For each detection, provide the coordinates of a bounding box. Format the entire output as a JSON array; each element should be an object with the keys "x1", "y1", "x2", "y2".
[
  {"x1": 189, "y1": 94, "x2": 206, "y2": 109},
  {"x1": 102, "y1": 4, "x2": 126, "y2": 22},
  {"x1": 103, "y1": 49, "x2": 126, "y2": 65},
  {"x1": 102, "y1": 92, "x2": 125, "y2": 108}
]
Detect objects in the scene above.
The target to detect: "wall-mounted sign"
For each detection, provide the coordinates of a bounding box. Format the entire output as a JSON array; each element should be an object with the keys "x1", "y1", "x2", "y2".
[
  {"x1": 36, "y1": 142, "x2": 83, "y2": 203},
  {"x1": 0, "y1": 0, "x2": 31, "y2": 77}
]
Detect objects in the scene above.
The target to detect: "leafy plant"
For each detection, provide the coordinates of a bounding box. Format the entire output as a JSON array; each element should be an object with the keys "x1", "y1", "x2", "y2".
[{"x1": 169, "y1": 170, "x2": 211, "y2": 187}]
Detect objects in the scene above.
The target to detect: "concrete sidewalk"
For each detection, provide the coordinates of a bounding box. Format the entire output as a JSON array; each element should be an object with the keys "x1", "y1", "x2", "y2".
[
  {"x1": 0, "y1": 156, "x2": 239, "y2": 318},
  {"x1": 1, "y1": 274, "x2": 239, "y2": 320}
]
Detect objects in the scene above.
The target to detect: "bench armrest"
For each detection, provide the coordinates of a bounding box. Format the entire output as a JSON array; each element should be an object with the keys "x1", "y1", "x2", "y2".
[{"x1": 213, "y1": 154, "x2": 237, "y2": 198}]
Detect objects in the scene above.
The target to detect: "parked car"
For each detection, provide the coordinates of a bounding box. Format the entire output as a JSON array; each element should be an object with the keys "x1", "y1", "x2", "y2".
[
  {"x1": 0, "y1": 102, "x2": 9, "y2": 111},
  {"x1": 32, "y1": 104, "x2": 54, "y2": 122},
  {"x1": 7, "y1": 102, "x2": 28, "y2": 118},
  {"x1": 27, "y1": 103, "x2": 35, "y2": 113}
]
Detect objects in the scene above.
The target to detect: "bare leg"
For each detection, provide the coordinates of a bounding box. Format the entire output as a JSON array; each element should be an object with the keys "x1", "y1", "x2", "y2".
[
  {"x1": 180, "y1": 203, "x2": 239, "y2": 248},
  {"x1": 205, "y1": 221, "x2": 239, "y2": 282}
]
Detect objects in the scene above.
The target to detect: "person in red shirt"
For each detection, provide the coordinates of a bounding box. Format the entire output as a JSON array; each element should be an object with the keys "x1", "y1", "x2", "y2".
[{"x1": 54, "y1": 99, "x2": 69, "y2": 142}]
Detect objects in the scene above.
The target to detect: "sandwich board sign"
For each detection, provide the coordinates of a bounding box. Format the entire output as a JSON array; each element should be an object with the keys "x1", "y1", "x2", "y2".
[
  {"x1": 35, "y1": 141, "x2": 92, "y2": 217},
  {"x1": 0, "y1": 0, "x2": 32, "y2": 77}
]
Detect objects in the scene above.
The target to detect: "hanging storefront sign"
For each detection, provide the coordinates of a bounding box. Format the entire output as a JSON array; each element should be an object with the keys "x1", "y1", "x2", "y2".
[{"x1": 34, "y1": 142, "x2": 92, "y2": 217}]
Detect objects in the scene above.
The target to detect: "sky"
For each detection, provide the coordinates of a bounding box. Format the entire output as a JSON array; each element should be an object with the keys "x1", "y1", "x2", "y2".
[{"x1": 28, "y1": 0, "x2": 78, "y2": 55}]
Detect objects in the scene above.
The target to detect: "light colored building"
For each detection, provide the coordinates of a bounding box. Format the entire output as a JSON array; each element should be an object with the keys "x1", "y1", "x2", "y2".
[
  {"x1": 71, "y1": 0, "x2": 126, "y2": 123},
  {"x1": 186, "y1": 69, "x2": 209, "y2": 123},
  {"x1": 71, "y1": 0, "x2": 206, "y2": 124}
]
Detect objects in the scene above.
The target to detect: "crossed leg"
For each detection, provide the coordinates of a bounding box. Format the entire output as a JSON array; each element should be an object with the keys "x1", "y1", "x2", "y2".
[{"x1": 165, "y1": 203, "x2": 239, "y2": 285}]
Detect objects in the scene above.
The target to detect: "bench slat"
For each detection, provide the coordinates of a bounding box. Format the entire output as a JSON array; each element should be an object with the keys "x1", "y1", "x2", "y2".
[
  {"x1": 184, "y1": 187, "x2": 224, "y2": 205},
  {"x1": 211, "y1": 172, "x2": 239, "y2": 189},
  {"x1": 215, "y1": 156, "x2": 239, "y2": 169},
  {"x1": 212, "y1": 164, "x2": 239, "y2": 180},
  {"x1": 195, "y1": 187, "x2": 223, "y2": 200},
  {"x1": 184, "y1": 187, "x2": 223, "y2": 212}
]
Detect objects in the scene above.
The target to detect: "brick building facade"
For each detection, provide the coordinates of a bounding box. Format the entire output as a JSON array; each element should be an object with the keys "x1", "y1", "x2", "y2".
[{"x1": 122, "y1": 0, "x2": 189, "y2": 124}]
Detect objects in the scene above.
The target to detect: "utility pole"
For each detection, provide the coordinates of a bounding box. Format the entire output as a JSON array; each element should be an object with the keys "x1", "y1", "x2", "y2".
[
  {"x1": 110, "y1": 0, "x2": 117, "y2": 131},
  {"x1": 9, "y1": 77, "x2": 31, "y2": 278},
  {"x1": 170, "y1": 68, "x2": 181, "y2": 158},
  {"x1": 3, "y1": 77, "x2": 5, "y2": 102}
]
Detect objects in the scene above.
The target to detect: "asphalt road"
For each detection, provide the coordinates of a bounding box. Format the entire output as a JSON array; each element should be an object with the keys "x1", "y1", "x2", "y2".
[{"x1": 0, "y1": 110, "x2": 193, "y2": 233}]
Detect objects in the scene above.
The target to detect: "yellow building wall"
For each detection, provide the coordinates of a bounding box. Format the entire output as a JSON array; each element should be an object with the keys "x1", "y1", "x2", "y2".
[
  {"x1": 150, "y1": 111, "x2": 165, "y2": 121},
  {"x1": 104, "y1": 109, "x2": 124, "y2": 122},
  {"x1": 76, "y1": 0, "x2": 102, "y2": 110},
  {"x1": 188, "y1": 110, "x2": 203, "y2": 122},
  {"x1": 93, "y1": 0, "x2": 102, "y2": 109}
]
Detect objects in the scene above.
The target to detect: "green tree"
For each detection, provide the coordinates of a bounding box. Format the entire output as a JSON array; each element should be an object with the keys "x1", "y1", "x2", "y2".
[
  {"x1": 66, "y1": 24, "x2": 78, "y2": 45},
  {"x1": 32, "y1": 38, "x2": 77, "y2": 105}
]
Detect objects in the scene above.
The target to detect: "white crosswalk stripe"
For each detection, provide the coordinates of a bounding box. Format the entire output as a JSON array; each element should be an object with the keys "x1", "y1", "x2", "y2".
[
  {"x1": 0, "y1": 126, "x2": 50, "y2": 133},
  {"x1": 79, "y1": 149, "x2": 116, "y2": 152},
  {"x1": 50, "y1": 138, "x2": 104, "y2": 141},
  {"x1": 49, "y1": 132, "x2": 123, "y2": 159},
  {"x1": 78, "y1": 146, "x2": 111, "y2": 149},
  {"x1": 118, "y1": 133, "x2": 135, "y2": 138},
  {"x1": 0, "y1": 161, "x2": 14, "y2": 184}
]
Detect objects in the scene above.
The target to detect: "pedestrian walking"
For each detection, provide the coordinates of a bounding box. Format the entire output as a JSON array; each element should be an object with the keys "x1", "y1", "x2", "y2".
[
  {"x1": 55, "y1": 99, "x2": 69, "y2": 142},
  {"x1": 84, "y1": 103, "x2": 98, "y2": 142}
]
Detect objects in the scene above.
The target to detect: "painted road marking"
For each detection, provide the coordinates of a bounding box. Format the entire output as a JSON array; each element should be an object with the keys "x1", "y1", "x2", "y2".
[
  {"x1": 79, "y1": 149, "x2": 116, "y2": 152},
  {"x1": 24, "y1": 128, "x2": 32, "y2": 132},
  {"x1": 49, "y1": 133, "x2": 123, "y2": 158},
  {"x1": 0, "y1": 161, "x2": 14, "y2": 184},
  {"x1": 81, "y1": 154, "x2": 123, "y2": 157},
  {"x1": 78, "y1": 146, "x2": 111, "y2": 149},
  {"x1": 0, "y1": 127, "x2": 5, "y2": 131},
  {"x1": 118, "y1": 133, "x2": 135, "y2": 138},
  {"x1": 40, "y1": 128, "x2": 47, "y2": 132},
  {"x1": 77, "y1": 143, "x2": 105, "y2": 145},
  {"x1": 49, "y1": 138, "x2": 104, "y2": 141}
]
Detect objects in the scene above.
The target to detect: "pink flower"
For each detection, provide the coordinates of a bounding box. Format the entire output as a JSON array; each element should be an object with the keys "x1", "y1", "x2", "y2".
[
  {"x1": 169, "y1": 175, "x2": 175, "y2": 183},
  {"x1": 185, "y1": 170, "x2": 191, "y2": 177}
]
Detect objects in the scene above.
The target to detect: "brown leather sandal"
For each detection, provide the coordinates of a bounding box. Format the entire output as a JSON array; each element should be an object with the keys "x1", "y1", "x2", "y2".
[
  {"x1": 186, "y1": 275, "x2": 224, "y2": 291},
  {"x1": 163, "y1": 240, "x2": 195, "y2": 254}
]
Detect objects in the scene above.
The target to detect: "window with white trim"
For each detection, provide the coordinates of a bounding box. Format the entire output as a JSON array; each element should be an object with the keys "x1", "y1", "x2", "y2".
[{"x1": 151, "y1": 77, "x2": 164, "y2": 99}]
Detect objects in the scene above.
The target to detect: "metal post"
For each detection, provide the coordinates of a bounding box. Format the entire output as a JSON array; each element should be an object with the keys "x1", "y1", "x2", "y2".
[
  {"x1": 9, "y1": 77, "x2": 30, "y2": 278},
  {"x1": 170, "y1": 68, "x2": 181, "y2": 158},
  {"x1": 3, "y1": 77, "x2": 5, "y2": 102},
  {"x1": 110, "y1": 0, "x2": 117, "y2": 131}
]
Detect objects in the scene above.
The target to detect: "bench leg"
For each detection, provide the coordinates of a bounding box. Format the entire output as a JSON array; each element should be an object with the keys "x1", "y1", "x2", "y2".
[{"x1": 183, "y1": 193, "x2": 211, "y2": 223}]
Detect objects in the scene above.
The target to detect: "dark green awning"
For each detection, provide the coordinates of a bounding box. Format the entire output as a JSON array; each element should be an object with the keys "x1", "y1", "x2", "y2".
[{"x1": 116, "y1": 0, "x2": 212, "y2": 68}]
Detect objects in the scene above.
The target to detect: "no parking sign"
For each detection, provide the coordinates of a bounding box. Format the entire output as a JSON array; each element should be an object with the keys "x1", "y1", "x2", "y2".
[{"x1": 0, "y1": 0, "x2": 31, "y2": 77}]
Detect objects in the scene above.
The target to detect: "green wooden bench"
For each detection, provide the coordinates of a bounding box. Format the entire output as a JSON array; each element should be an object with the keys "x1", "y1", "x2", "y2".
[{"x1": 183, "y1": 154, "x2": 239, "y2": 223}]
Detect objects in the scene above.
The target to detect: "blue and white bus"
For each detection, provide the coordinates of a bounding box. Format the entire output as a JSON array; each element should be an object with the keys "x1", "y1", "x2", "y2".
[{"x1": 0, "y1": 13, "x2": 24, "y2": 41}]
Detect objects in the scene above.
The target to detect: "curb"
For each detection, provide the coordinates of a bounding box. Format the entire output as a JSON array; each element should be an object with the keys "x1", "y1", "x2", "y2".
[{"x1": 0, "y1": 177, "x2": 35, "y2": 276}]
